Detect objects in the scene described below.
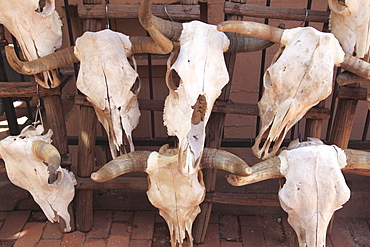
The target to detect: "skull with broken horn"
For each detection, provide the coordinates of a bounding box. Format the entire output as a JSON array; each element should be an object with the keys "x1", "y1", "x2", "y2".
[
  {"x1": 0, "y1": 125, "x2": 76, "y2": 232},
  {"x1": 0, "y1": 0, "x2": 63, "y2": 88},
  {"x1": 91, "y1": 145, "x2": 251, "y2": 247},
  {"x1": 227, "y1": 137, "x2": 370, "y2": 246}
]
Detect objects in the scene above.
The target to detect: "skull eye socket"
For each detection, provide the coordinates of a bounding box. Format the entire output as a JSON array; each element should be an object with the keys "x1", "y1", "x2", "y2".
[
  {"x1": 130, "y1": 77, "x2": 141, "y2": 95},
  {"x1": 167, "y1": 69, "x2": 181, "y2": 90},
  {"x1": 35, "y1": 0, "x2": 54, "y2": 16}
]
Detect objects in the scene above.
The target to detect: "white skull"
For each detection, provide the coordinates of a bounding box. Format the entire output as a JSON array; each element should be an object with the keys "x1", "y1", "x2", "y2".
[
  {"x1": 0, "y1": 127, "x2": 76, "y2": 232},
  {"x1": 164, "y1": 20, "x2": 230, "y2": 176},
  {"x1": 278, "y1": 138, "x2": 350, "y2": 247},
  {"x1": 146, "y1": 145, "x2": 205, "y2": 247},
  {"x1": 0, "y1": 0, "x2": 63, "y2": 87},
  {"x1": 328, "y1": 0, "x2": 370, "y2": 58},
  {"x1": 253, "y1": 27, "x2": 344, "y2": 159},
  {"x1": 74, "y1": 29, "x2": 141, "y2": 158}
]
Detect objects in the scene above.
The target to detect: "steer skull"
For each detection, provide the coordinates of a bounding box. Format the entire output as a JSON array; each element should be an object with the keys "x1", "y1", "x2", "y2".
[
  {"x1": 0, "y1": 0, "x2": 63, "y2": 88},
  {"x1": 74, "y1": 29, "x2": 141, "y2": 158},
  {"x1": 164, "y1": 21, "x2": 230, "y2": 176},
  {"x1": 227, "y1": 138, "x2": 370, "y2": 246},
  {"x1": 328, "y1": 0, "x2": 370, "y2": 59},
  {"x1": 0, "y1": 125, "x2": 76, "y2": 232},
  {"x1": 91, "y1": 145, "x2": 250, "y2": 247}
]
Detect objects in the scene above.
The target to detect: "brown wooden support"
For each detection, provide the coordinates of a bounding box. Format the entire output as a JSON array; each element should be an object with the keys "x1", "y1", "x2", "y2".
[
  {"x1": 74, "y1": 0, "x2": 102, "y2": 232},
  {"x1": 78, "y1": 4, "x2": 200, "y2": 20}
]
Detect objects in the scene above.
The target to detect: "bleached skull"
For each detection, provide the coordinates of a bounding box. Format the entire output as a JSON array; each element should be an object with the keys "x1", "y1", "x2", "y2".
[
  {"x1": 0, "y1": 0, "x2": 63, "y2": 88},
  {"x1": 0, "y1": 125, "x2": 76, "y2": 232},
  {"x1": 278, "y1": 138, "x2": 350, "y2": 247},
  {"x1": 253, "y1": 27, "x2": 344, "y2": 159},
  {"x1": 74, "y1": 29, "x2": 141, "y2": 158},
  {"x1": 328, "y1": 0, "x2": 370, "y2": 59},
  {"x1": 146, "y1": 146, "x2": 205, "y2": 247},
  {"x1": 164, "y1": 21, "x2": 230, "y2": 176}
]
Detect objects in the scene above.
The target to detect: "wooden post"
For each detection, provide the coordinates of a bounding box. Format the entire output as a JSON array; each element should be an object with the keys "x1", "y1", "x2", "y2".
[
  {"x1": 305, "y1": 101, "x2": 325, "y2": 139},
  {"x1": 193, "y1": 0, "x2": 244, "y2": 243},
  {"x1": 74, "y1": 0, "x2": 102, "y2": 232},
  {"x1": 329, "y1": 91, "x2": 358, "y2": 149}
]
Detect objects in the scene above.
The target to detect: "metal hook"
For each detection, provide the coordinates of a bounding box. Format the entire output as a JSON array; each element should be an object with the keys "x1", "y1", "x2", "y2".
[
  {"x1": 164, "y1": 4, "x2": 173, "y2": 22},
  {"x1": 105, "y1": 0, "x2": 110, "y2": 29},
  {"x1": 299, "y1": 8, "x2": 309, "y2": 27}
]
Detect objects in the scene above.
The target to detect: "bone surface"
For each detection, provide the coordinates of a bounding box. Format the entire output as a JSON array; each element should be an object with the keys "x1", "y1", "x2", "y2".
[
  {"x1": 0, "y1": 126, "x2": 76, "y2": 232},
  {"x1": 0, "y1": 0, "x2": 63, "y2": 88},
  {"x1": 278, "y1": 138, "x2": 350, "y2": 246},
  {"x1": 164, "y1": 20, "x2": 230, "y2": 175},
  {"x1": 328, "y1": 0, "x2": 370, "y2": 59},
  {"x1": 253, "y1": 27, "x2": 344, "y2": 159},
  {"x1": 74, "y1": 29, "x2": 141, "y2": 158}
]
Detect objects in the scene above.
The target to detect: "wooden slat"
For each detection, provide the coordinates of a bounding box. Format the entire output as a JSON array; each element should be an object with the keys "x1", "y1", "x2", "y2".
[
  {"x1": 76, "y1": 176, "x2": 148, "y2": 190},
  {"x1": 337, "y1": 86, "x2": 368, "y2": 101},
  {"x1": 204, "y1": 192, "x2": 280, "y2": 207},
  {"x1": 78, "y1": 4, "x2": 200, "y2": 20},
  {"x1": 75, "y1": 94, "x2": 330, "y2": 119},
  {"x1": 0, "y1": 81, "x2": 60, "y2": 97},
  {"x1": 224, "y1": 2, "x2": 329, "y2": 22}
]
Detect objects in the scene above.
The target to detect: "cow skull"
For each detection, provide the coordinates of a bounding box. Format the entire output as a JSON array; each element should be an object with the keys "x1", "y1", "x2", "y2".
[
  {"x1": 74, "y1": 29, "x2": 141, "y2": 158},
  {"x1": 0, "y1": 124, "x2": 76, "y2": 232},
  {"x1": 164, "y1": 21, "x2": 230, "y2": 176},
  {"x1": 91, "y1": 145, "x2": 250, "y2": 247},
  {"x1": 0, "y1": 0, "x2": 63, "y2": 88},
  {"x1": 328, "y1": 0, "x2": 370, "y2": 59},
  {"x1": 227, "y1": 138, "x2": 370, "y2": 246}
]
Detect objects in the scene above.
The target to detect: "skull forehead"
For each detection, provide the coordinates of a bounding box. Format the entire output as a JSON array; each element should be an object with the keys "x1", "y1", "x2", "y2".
[
  {"x1": 170, "y1": 21, "x2": 229, "y2": 104},
  {"x1": 75, "y1": 29, "x2": 138, "y2": 110},
  {"x1": 278, "y1": 145, "x2": 350, "y2": 217}
]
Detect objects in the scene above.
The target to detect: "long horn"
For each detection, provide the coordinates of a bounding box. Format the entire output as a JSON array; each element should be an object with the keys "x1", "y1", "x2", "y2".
[
  {"x1": 226, "y1": 156, "x2": 282, "y2": 186},
  {"x1": 91, "y1": 151, "x2": 152, "y2": 182},
  {"x1": 5, "y1": 46, "x2": 79, "y2": 76},
  {"x1": 32, "y1": 140, "x2": 61, "y2": 184},
  {"x1": 342, "y1": 149, "x2": 370, "y2": 176},
  {"x1": 217, "y1": 20, "x2": 370, "y2": 80},
  {"x1": 200, "y1": 148, "x2": 252, "y2": 176},
  {"x1": 138, "y1": 0, "x2": 175, "y2": 54}
]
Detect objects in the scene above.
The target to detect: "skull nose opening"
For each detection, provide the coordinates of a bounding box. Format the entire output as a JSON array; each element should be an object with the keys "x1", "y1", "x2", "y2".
[
  {"x1": 167, "y1": 69, "x2": 181, "y2": 90},
  {"x1": 191, "y1": 94, "x2": 207, "y2": 125}
]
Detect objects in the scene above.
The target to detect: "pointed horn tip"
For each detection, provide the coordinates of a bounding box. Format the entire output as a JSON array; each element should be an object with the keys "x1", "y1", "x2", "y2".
[
  {"x1": 217, "y1": 21, "x2": 235, "y2": 32},
  {"x1": 91, "y1": 172, "x2": 103, "y2": 182}
]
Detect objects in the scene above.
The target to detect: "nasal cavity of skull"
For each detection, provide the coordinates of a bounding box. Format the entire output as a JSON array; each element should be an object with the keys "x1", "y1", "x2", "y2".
[
  {"x1": 191, "y1": 94, "x2": 207, "y2": 125},
  {"x1": 167, "y1": 70, "x2": 181, "y2": 90}
]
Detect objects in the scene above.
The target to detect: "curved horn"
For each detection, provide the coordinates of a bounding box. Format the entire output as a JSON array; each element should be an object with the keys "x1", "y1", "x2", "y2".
[
  {"x1": 342, "y1": 149, "x2": 370, "y2": 175},
  {"x1": 225, "y1": 32, "x2": 275, "y2": 53},
  {"x1": 91, "y1": 151, "x2": 152, "y2": 182},
  {"x1": 32, "y1": 140, "x2": 61, "y2": 184},
  {"x1": 217, "y1": 21, "x2": 283, "y2": 44},
  {"x1": 218, "y1": 20, "x2": 370, "y2": 80},
  {"x1": 226, "y1": 156, "x2": 282, "y2": 186},
  {"x1": 200, "y1": 148, "x2": 252, "y2": 176},
  {"x1": 5, "y1": 46, "x2": 79, "y2": 76},
  {"x1": 138, "y1": 0, "x2": 176, "y2": 54}
]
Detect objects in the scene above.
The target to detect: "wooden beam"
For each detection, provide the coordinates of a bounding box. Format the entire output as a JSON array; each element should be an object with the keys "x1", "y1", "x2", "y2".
[
  {"x1": 78, "y1": 4, "x2": 200, "y2": 21},
  {"x1": 224, "y1": 2, "x2": 329, "y2": 23},
  {"x1": 0, "y1": 81, "x2": 60, "y2": 97},
  {"x1": 75, "y1": 94, "x2": 330, "y2": 119},
  {"x1": 337, "y1": 86, "x2": 368, "y2": 101}
]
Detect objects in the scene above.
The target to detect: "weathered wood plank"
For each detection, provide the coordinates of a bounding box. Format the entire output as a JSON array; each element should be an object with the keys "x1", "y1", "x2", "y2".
[
  {"x1": 76, "y1": 176, "x2": 148, "y2": 190},
  {"x1": 75, "y1": 95, "x2": 330, "y2": 119},
  {"x1": 204, "y1": 192, "x2": 280, "y2": 207},
  {"x1": 224, "y1": 2, "x2": 329, "y2": 23},
  {"x1": 0, "y1": 81, "x2": 60, "y2": 97},
  {"x1": 337, "y1": 86, "x2": 368, "y2": 101},
  {"x1": 78, "y1": 4, "x2": 200, "y2": 20}
]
